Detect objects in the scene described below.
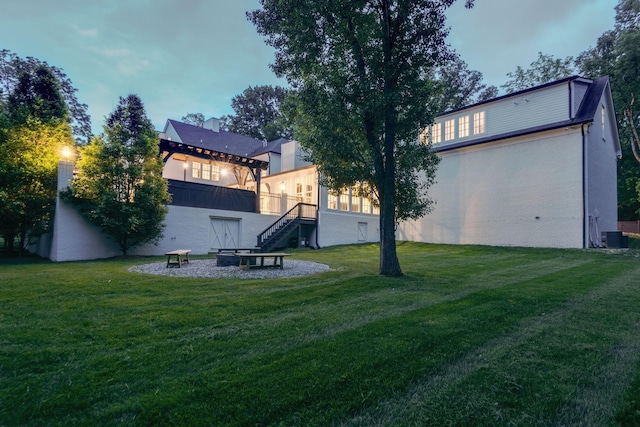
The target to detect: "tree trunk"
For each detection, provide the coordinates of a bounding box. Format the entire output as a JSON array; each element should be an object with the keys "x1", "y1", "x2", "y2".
[
  {"x1": 378, "y1": 110, "x2": 402, "y2": 276},
  {"x1": 379, "y1": 196, "x2": 402, "y2": 276}
]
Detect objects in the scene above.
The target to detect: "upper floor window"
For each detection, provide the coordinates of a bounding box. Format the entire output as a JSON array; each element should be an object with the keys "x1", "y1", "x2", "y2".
[
  {"x1": 191, "y1": 161, "x2": 220, "y2": 181},
  {"x1": 459, "y1": 115, "x2": 469, "y2": 138},
  {"x1": 445, "y1": 119, "x2": 455, "y2": 141},
  {"x1": 192, "y1": 161, "x2": 202, "y2": 179},
  {"x1": 431, "y1": 122, "x2": 442, "y2": 144},
  {"x1": 473, "y1": 111, "x2": 485, "y2": 134},
  {"x1": 211, "y1": 165, "x2": 220, "y2": 181}
]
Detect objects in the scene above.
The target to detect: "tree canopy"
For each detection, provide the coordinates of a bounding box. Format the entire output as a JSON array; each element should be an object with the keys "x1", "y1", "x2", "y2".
[
  {"x1": 181, "y1": 113, "x2": 205, "y2": 127},
  {"x1": 501, "y1": 51, "x2": 576, "y2": 94},
  {"x1": 0, "y1": 61, "x2": 74, "y2": 253},
  {"x1": 250, "y1": 0, "x2": 473, "y2": 275},
  {"x1": 432, "y1": 55, "x2": 498, "y2": 112},
  {"x1": 220, "y1": 85, "x2": 293, "y2": 141},
  {"x1": 65, "y1": 94, "x2": 170, "y2": 256},
  {"x1": 0, "y1": 49, "x2": 92, "y2": 143}
]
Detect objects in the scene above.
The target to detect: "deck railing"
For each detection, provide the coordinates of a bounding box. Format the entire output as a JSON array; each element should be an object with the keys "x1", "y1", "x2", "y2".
[{"x1": 257, "y1": 203, "x2": 317, "y2": 248}]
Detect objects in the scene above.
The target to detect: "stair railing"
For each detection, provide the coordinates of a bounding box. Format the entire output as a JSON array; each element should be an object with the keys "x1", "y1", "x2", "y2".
[{"x1": 257, "y1": 203, "x2": 317, "y2": 248}]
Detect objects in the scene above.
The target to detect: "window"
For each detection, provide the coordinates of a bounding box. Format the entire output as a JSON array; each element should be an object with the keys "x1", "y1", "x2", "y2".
[
  {"x1": 328, "y1": 192, "x2": 337, "y2": 210},
  {"x1": 372, "y1": 201, "x2": 380, "y2": 215},
  {"x1": 473, "y1": 111, "x2": 485, "y2": 134},
  {"x1": 351, "y1": 190, "x2": 360, "y2": 212},
  {"x1": 431, "y1": 122, "x2": 441, "y2": 144},
  {"x1": 211, "y1": 165, "x2": 220, "y2": 181},
  {"x1": 295, "y1": 178, "x2": 303, "y2": 201},
  {"x1": 362, "y1": 197, "x2": 371, "y2": 214},
  {"x1": 191, "y1": 161, "x2": 201, "y2": 178},
  {"x1": 305, "y1": 175, "x2": 313, "y2": 203},
  {"x1": 459, "y1": 115, "x2": 469, "y2": 138},
  {"x1": 419, "y1": 128, "x2": 429, "y2": 145},
  {"x1": 445, "y1": 119, "x2": 455, "y2": 141},
  {"x1": 202, "y1": 163, "x2": 211, "y2": 180},
  {"x1": 339, "y1": 188, "x2": 349, "y2": 211}
]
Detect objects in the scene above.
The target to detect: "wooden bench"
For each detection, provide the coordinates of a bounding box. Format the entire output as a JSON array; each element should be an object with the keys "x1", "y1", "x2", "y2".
[
  {"x1": 165, "y1": 249, "x2": 191, "y2": 268},
  {"x1": 216, "y1": 248, "x2": 260, "y2": 254},
  {"x1": 237, "y1": 252, "x2": 290, "y2": 270}
]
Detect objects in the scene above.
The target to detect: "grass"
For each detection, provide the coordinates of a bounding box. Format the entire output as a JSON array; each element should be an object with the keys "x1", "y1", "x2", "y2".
[{"x1": 1, "y1": 242, "x2": 640, "y2": 426}]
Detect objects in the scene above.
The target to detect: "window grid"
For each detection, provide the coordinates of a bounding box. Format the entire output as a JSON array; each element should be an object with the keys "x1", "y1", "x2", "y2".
[
  {"x1": 445, "y1": 119, "x2": 455, "y2": 141},
  {"x1": 459, "y1": 115, "x2": 469, "y2": 138},
  {"x1": 191, "y1": 161, "x2": 201, "y2": 178},
  {"x1": 432, "y1": 123, "x2": 442, "y2": 143},
  {"x1": 473, "y1": 111, "x2": 485, "y2": 134}
]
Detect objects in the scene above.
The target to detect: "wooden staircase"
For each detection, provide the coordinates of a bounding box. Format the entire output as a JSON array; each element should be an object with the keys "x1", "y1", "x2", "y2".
[{"x1": 257, "y1": 203, "x2": 317, "y2": 252}]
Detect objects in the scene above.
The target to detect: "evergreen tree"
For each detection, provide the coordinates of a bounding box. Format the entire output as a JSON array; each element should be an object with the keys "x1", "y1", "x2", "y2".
[{"x1": 66, "y1": 94, "x2": 170, "y2": 256}]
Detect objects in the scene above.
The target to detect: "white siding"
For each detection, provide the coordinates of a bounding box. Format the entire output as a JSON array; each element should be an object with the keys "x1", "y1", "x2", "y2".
[{"x1": 434, "y1": 82, "x2": 571, "y2": 151}]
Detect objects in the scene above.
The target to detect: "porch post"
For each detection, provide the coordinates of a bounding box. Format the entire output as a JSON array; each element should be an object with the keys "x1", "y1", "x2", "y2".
[{"x1": 255, "y1": 167, "x2": 262, "y2": 213}]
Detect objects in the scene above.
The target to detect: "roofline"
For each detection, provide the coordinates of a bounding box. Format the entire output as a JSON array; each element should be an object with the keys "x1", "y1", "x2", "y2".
[{"x1": 439, "y1": 75, "x2": 591, "y2": 117}]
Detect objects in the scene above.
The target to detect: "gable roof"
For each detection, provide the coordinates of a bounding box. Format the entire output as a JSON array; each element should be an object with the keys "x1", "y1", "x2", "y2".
[
  {"x1": 165, "y1": 119, "x2": 264, "y2": 158},
  {"x1": 250, "y1": 138, "x2": 290, "y2": 156}
]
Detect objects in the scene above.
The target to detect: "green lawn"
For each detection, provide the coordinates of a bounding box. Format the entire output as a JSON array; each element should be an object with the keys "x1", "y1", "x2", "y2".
[{"x1": 2, "y1": 242, "x2": 640, "y2": 426}]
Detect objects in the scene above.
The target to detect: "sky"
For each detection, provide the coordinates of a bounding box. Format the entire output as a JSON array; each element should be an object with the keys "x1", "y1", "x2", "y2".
[{"x1": 0, "y1": 0, "x2": 617, "y2": 135}]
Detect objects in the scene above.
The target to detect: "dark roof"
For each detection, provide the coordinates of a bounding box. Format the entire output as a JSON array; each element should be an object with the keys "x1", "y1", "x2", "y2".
[
  {"x1": 250, "y1": 138, "x2": 291, "y2": 156},
  {"x1": 435, "y1": 76, "x2": 613, "y2": 154},
  {"x1": 167, "y1": 119, "x2": 264, "y2": 157},
  {"x1": 573, "y1": 76, "x2": 609, "y2": 123}
]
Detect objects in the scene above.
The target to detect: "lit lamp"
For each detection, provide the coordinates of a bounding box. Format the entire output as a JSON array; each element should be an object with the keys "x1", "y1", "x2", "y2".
[
  {"x1": 279, "y1": 182, "x2": 286, "y2": 193},
  {"x1": 183, "y1": 160, "x2": 188, "y2": 181},
  {"x1": 61, "y1": 146, "x2": 73, "y2": 161}
]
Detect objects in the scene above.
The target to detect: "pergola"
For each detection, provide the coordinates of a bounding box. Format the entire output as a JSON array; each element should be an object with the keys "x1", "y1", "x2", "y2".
[{"x1": 159, "y1": 138, "x2": 269, "y2": 212}]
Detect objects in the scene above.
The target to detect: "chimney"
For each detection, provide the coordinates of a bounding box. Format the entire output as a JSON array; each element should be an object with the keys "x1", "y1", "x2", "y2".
[{"x1": 204, "y1": 117, "x2": 220, "y2": 132}]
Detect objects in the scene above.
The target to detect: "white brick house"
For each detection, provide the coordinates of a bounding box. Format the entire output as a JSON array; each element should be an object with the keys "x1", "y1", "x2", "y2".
[
  {"x1": 398, "y1": 76, "x2": 621, "y2": 248},
  {"x1": 35, "y1": 75, "x2": 621, "y2": 261}
]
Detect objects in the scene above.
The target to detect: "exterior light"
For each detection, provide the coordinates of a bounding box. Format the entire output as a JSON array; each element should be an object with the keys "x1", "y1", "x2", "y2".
[
  {"x1": 279, "y1": 182, "x2": 286, "y2": 192},
  {"x1": 61, "y1": 146, "x2": 73, "y2": 161}
]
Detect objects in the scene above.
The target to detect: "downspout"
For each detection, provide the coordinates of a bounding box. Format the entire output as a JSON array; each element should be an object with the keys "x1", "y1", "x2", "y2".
[
  {"x1": 581, "y1": 123, "x2": 588, "y2": 248},
  {"x1": 314, "y1": 172, "x2": 321, "y2": 249}
]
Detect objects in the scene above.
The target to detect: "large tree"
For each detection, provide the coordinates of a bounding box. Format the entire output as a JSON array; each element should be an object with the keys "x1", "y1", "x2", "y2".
[
  {"x1": 250, "y1": 0, "x2": 473, "y2": 276},
  {"x1": 65, "y1": 94, "x2": 170, "y2": 256},
  {"x1": 432, "y1": 55, "x2": 498, "y2": 112},
  {"x1": 221, "y1": 85, "x2": 293, "y2": 141},
  {"x1": 577, "y1": 0, "x2": 640, "y2": 220},
  {"x1": 501, "y1": 51, "x2": 576, "y2": 94},
  {"x1": 0, "y1": 49, "x2": 92, "y2": 143},
  {"x1": 0, "y1": 64, "x2": 74, "y2": 253},
  {"x1": 181, "y1": 112, "x2": 205, "y2": 127}
]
